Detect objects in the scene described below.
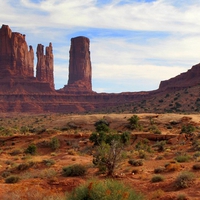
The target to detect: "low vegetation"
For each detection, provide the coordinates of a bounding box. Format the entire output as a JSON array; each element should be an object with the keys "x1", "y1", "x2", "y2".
[
  {"x1": 62, "y1": 164, "x2": 86, "y2": 177},
  {"x1": 0, "y1": 113, "x2": 200, "y2": 199},
  {"x1": 66, "y1": 179, "x2": 144, "y2": 200}
]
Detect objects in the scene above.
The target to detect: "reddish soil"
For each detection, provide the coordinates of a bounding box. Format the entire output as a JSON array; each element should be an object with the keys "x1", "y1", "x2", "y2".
[{"x1": 0, "y1": 113, "x2": 200, "y2": 199}]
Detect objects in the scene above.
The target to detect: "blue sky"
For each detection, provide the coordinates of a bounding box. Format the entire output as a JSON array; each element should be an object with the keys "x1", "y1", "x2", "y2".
[{"x1": 1, "y1": 0, "x2": 200, "y2": 93}]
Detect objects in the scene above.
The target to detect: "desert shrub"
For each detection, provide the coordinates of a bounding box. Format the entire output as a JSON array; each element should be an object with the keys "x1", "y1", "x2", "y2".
[
  {"x1": 43, "y1": 159, "x2": 55, "y2": 167},
  {"x1": 177, "y1": 194, "x2": 187, "y2": 200},
  {"x1": 151, "y1": 175, "x2": 164, "y2": 182},
  {"x1": 1, "y1": 171, "x2": 11, "y2": 178},
  {"x1": 135, "y1": 139, "x2": 151, "y2": 152},
  {"x1": 149, "y1": 125, "x2": 161, "y2": 134},
  {"x1": 174, "y1": 171, "x2": 195, "y2": 189},
  {"x1": 25, "y1": 144, "x2": 37, "y2": 155},
  {"x1": 20, "y1": 126, "x2": 29, "y2": 134},
  {"x1": 90, "y1": 129, "x2": 130, "y2": 176},
  {"x1": 153, "y1": 140, "x2": 166, "y2": 152},
  {"x1": 127, "y1": 115, "x2": 141, "y2": 130},
  {"x1": 154, "y1": 166, "x2": 165, "y2": 174},
  {"x1": 62, "y1": 164, "x2": 86, "y2": 177},
  {"x1": 17, "y1": 162, "x2": 34, "y2": 171},
  {"x1": 193, "y1": 151, "x2": 200, "y2": 158},
  {"x1": 94, "y1": 119, "x2": 110, "y2": 132},
  {"x1": 93, "y1": 140, "x2": 125, "y2": 176},
  {"x1": 149, "y1": 189, "x2": 165, "y2": 200},
  {"x1": 67, "y1": 149, "x2": 77, "y2": 155},
  {"x1": 175, "y1": 154, "x2": 191, "y2": 163},
  {"x1": 138, "y1": 150, "x2": 147, "y2": 159},
  {"x1": 181, "y1": 124, "x2": 195, "y2": 134},
  {"x1": 192, "y1": 163, "x2": 200, "y2": 170},
  {"x1": 66, "y1": 179, "x2": 144, "y2": 200},
  {"x1": 5, "y1": 175, "x2": 20, "y2": 183},
  {"x1": 155, "y1": 155, "x2": 163, "y2": 160},
  {"x1": 50, "y1": 137, "x2": 60, "y2": 150},
  {"x1": 128, "y1": 159, "x2": 143, "y2": 166}
]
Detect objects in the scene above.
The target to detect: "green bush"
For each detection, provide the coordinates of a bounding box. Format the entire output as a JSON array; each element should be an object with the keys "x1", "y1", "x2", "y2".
[
  {"x1": 43, "y1": 159, "x2": 55, "y2": 167},
  {"x1": 175, "y1": 154, "x2": 191, "y2": 163},
  {"x1": 149, "y1": 125, "x2": 161, "y2": 134},
  {"x1": 128, "y1": 159, "x2": 143, "y2": 166},
  {"x1": 135, "y1": 139, "x2": 151, "y2": 152},
  {"x1": 62, "y1": 164, "x2": 86, "y2": 177},
  {"x1": 154, "y1": 167, "x2": 165, "y2": 174},
  {"x1": 193, "y1": 151, "x2": 200, "y2": 158},
  {"x1": 181, "y1": 124, "x2": 195, "y2": 134},
  {"x1": 151, "y1": 175, "x2": 164, "y2": 183},
  {"x1": 153, "y1": 141, "x2": 166, "y2": 152},
  {"x1": 94, "y1": 119, "x2": 110, "y2": 132},
  {"x1": 50, "y1": 137, "x2": 60, "y2": 150},
  {"x1": 17, "y1": 162, "x2": 34, "y2": 171},
  {"x1": 66, "y1": 179, "x2": 144, "y2": 200},
  {"x1": 127, "y1": 115, "x2": 140, "y2": 130},
  {"x1": 25, "y1": 144, "x2": 37, "y2": 155},
  {"x1": 5, "y1": 175, "x2": 20, "y2": 183},
  {"x1": 174, "y1": 171, "x2": 195, "y2": 189}
]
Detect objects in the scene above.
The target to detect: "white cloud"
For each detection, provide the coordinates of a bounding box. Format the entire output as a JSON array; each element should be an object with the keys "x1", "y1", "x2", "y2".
[{"x1": 1, "y1": 0, "x2": 200, "y2": 92}]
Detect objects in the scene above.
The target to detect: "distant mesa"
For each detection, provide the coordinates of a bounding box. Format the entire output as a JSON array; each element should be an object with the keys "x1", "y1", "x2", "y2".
[
  {"x1": 159, "y1": 63, "x2": 200, "y2": 91},
  {"x1": 0, "y1": 24, "x2": 200, "y2": 113}
]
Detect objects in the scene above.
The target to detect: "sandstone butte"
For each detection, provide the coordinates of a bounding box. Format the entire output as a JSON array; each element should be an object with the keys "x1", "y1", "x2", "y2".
[{"x1": 0, "y1": 24, "x2": 200, "y2": 113}]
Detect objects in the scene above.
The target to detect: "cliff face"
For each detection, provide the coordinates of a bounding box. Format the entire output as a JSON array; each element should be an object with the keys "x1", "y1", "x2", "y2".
[
  {"x1": 36, "y1": 43, "x2": 54, "y2": 89},
  {"x1": 0, "y1": 24, "x2": 54, "y2": 93},
  {"x1": 0, "y1": 24, "x2": 34, "y2": 78},
  {"x1": 159, "y1": 63, "x2": 200, "y2": 91},
  {"x1": 61, "y1": 36, "x2": 92, "y2": 93}
]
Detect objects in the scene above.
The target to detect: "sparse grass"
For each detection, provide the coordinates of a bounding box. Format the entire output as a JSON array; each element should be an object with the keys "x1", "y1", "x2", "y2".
[
  {"x1": 66, "y1": 179, "x2": 144, "y2": 200},
  {"x1": 5, "y1": 175, "x2": 20, "y2": 183},
  {"x1": 177, "y1": 193, "x2": 187, "y2": 200},
  {"x1": 128, "y1": 159, "x2": 143, "y2": 166},
  {"x1": 154, "y1": 166, "x2": 165, "y2": 174},
  {"x1": 175, "y1": 154, "x2": 191, "y2": 163},
  {"x1": 151, "y1": 175, "x2": 164, "y2": 183},
  {"x1": 174, "y1": 171, "x2": 195, "y2": 189},
  {"x1": 62, "y1": 164, "x2": 86, "y2": 177},
  {"x1": 43, "y1": 159, "x2": 55, "y2": 167},
  {"x1": 25, "y1": 144, "x2": 37, "y2": 155}
]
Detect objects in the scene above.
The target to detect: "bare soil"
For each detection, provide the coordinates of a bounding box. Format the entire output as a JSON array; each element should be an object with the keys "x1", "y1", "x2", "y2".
[{"x1": 0, "y1": 113, "x2": 200, "y2": 200}]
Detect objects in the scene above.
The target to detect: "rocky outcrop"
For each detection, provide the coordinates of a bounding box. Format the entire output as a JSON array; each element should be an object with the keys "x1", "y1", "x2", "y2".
[
  {"x1": 159, "y1": 63, "x2": 200, "y2": 91},
  {"x1": 0, "y1": 24, "x2": 34, "y2": 78},
  {"x1": 61, "y1": 36, "x2": 92, "y2": 93},
  {"x1": 36, "y1": 43, "x2": 54, "y2": 89},
  {"x1": 0, "y1": 24, "x2": 54, "y2": 93}
]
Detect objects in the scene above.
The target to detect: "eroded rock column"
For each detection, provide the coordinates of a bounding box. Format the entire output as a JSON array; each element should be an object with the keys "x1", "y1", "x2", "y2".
[{"x1": 67, "y1": 36, "x2": 92, "y2": 91}]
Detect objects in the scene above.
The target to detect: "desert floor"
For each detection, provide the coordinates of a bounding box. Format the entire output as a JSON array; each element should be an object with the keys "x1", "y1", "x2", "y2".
[{"x1": 0, "y1": 113, "x2": 200, "y2": 200}]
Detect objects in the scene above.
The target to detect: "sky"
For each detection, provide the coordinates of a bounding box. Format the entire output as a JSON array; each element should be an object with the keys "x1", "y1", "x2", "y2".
[{"x1": 1, "y1": 0, "x2": 200, "y2": 93}]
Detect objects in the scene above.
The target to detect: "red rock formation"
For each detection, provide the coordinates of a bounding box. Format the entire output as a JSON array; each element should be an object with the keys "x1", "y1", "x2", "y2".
[
  {"x1": 61, "y1": 36, "x2": 92, "y2": 93},
  {"x1": 36, "y1": 43, "x2": 54, "y2": 89},
  {"x1": 159, "y1": 63, "x2": 200, "y2": 91},
  {"x1": 0, "y1": 24, "x2": 34, "y2": 78}
]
